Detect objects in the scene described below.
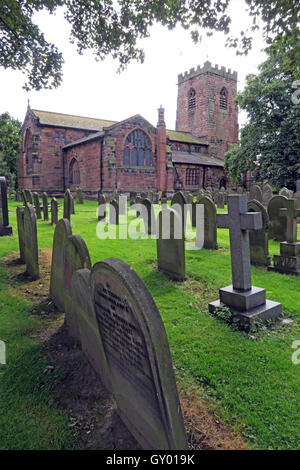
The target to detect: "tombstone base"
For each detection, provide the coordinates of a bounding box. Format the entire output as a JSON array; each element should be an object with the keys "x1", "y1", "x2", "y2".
[
  {"x1": 209, "y1": 298, "x2": 282, "y2": 331},
  {"x1": 219, "y1": 285, "x2": 266, "y2": 312},
  {"x1": 270, "y1": 253, "x2": 300, "y2": 276},
  {"x1": 0, "y1": 225, "x2": 13, "y2": 236}
]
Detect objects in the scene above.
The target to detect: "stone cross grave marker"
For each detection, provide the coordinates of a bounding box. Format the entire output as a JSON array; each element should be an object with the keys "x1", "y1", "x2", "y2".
[
  {"x1": 24, "y1": 204, "x2": 39, "y2": 280},
  {"x1": 33, "y1": 192, "x2": 41, "y2": 219},
  {"x1": 247, "y1": 200, "x2": 271, "y2": 267},
  {"x1": 91, "y1": 258, "x2": 187, "y2": 450},
  {"x1": 42, "y1": 192, "x2": 48, "y2": 221},
  {"x1": 156, "y1": 207, "x2": 185, "y2": 281},
  {"x1": 51, "y1": 197, "x2": 58, "y2": 225},
  {"x1": 0, "y1": 176, "x2": 12, "y2": 236},
  {"x1": 209, "y1": 195, "x2": 282, "y2": 329}
]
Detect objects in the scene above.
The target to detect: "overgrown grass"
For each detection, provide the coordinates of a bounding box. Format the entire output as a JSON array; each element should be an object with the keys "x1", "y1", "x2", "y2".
[{"x1": 0, "y1": 198, "x2": 300, "y2": 450}]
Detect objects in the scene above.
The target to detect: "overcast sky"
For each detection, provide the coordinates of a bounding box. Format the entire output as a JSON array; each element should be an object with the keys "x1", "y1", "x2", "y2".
[{"x1": 0, "y1": 0, "x2": 267, "y2": 130}]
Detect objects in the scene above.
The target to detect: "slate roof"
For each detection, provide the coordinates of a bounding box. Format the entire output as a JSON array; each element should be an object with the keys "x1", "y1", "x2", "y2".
[
  {"x1": 171, "y1": 151, "x2": 224, "y2": 167},
  {"x1": 166, "y1": 129, "x2": 208, "y2": 145},
  {"x1": 32, "y1": 109, "x2": 117, "y2": 131},
  {"x1": 62, "y1": 131, "x2": 104, "y2": 149}
]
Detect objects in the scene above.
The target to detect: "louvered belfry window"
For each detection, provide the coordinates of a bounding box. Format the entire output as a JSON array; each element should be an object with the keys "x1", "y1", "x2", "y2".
[
  {"x1": 188, "y1": 88, "x2": 196, "y2": 114},
  {"x1": 124, "y1": 129, "x2": 152, "y2": 167},
  {"x1": 220, "y1": 87, "x2": 228, "y2": 109}
]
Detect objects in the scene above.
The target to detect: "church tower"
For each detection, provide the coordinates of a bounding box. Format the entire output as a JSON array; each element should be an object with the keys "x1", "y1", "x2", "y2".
[{"x1": 176, "y1": 61, "x2": 239, "y2": 159}]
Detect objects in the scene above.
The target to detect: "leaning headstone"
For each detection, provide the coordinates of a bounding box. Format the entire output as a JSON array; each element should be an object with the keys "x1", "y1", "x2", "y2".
[
  {"x1": 196, "y1": 196, "x2": 217, "y2": 250},
  {"x1": 249, "y1": 184, "x2": 262, "y2": 203},
  {"x1": 97, "y1": 193, "x2": 107, "y2": 221},
  {"x1": 24, "y1": 204, "x2": 39, "y2": 280},
  {"x1": 209, "y1": 195, "x2": 282, "y2": 330},
  {"x1": 50, "y1": 219, "x2": 91, "y2": 338},
  {"x1": 71, "y1": 268, "x2": 111, "y2": 391},
  {"x1": 156, "y1": 207, "x2": 185, "y2": 281},
  {"x1": 0, "y1": 176, "x2": 13, "y2": 236},
  {"x1": 268, "y1": 195, "x2": 289, "y2": 241},
  {"x1": 76, "y1": 188, "x2": 84, "y2": 204},
  {"x1": 141, "y1": 198, "x2": 155, "y2": 235},
  {"x1": 51, "y1": 198, "x2": 58, "y2": 225},
  {"x1": 271, "y1": 199, "x2": 300, "y2": 275},
  {"x1": 109, "y1": 199, "x2": 119, "y2": 225},
  {"x1": 33, "y1": 192, "x2": 41, "y2": 219},
  {"x1": 247, "y1": 200, "x2": 271, "y2": 266},
  {"x1": 25, "y1": 189, "x2": 33, "y2": 204},
  {"x1": 262, "y1": 184, "x2": 273, "y2": 207},
  {"x1": 42, "y1": 192, "x2": 48, "y2": 221},
  {"x1": 16, "y1": 206, "x2": 25, "y2": 261},
  {"x1": 63, "y1": 189, "x2": 72, "y2": 220},
  {"x1": 91, "y1": 258, "x2": 187, "y2": 449}
]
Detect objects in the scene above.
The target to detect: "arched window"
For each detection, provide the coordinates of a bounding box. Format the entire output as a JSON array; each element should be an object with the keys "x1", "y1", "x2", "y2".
[
  {"x1": 24, "y1": 129, "x2": 33, "y2": 174},
  {"x1": 188, "y1": 88, "x2": 196, "y2": 113},
  {"x1": 69, "y1": 158, "x2": 80, "y2": 185},
  {"x1": 220, "y1": 87, "x2": 228, "y2": 109},
  {"x1": 123, "y1": 129, "x2": 152, "y2": 167}
]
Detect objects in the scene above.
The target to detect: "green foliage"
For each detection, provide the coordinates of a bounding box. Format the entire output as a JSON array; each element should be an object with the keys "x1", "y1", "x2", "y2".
[
  {"x1": 0, "y1": 1, "x2": 299, "y2": 90},
  {"x1": 0, "y1": 112, "x2": 21, "y2": 190},
  {"x1": 224, "y1": 52, "x2": 300, "y2": 191}
]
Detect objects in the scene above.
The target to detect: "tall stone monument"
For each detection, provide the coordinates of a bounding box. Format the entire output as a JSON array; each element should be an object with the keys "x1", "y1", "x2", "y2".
[{"x1": 0, "y1": 176, "x2": 13, "y2": 236}]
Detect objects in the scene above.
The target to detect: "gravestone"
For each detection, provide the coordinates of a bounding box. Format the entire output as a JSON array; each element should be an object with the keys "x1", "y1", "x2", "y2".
[
  {"x1": 24, "y1": 204, "x2": 39, "y2": 280},
  {"x1": 249, "y1": 184, "x2": 262, "y2": 203},
  {"x1": 42, "y1": 192, "x2": 48, "y2": 221},
  {"x1": 91, "y1": 258, "x2": 187, "y2": 450},
  {"x1": 33, "y1": 192, "x2": 41, "y2": 219},
  {"x1": 25, "y1": 189, "x2": 33, "y2": 204},
  {"x1": 76, "y1": 188, "x2": 84, "y2": 204},
  {"x1": 71, "y1": 269, "x2": 111, "y2": 391},
  {"x1": 156, "y1": 207, "x2": 185, "y2": 281},
  {"x1": 141, "y1": 198, "x2": 155, "y2": 235},
  {"x1": 217, "y1": 191, "x2": 225, "y2": 209},
  {"x1": 63, "y1": 189, "x2": 72, "y2": 220},
  {"x1": 171, "y1": 191, "x2": 186, "y2": 237},
  {"x1": 279, "y1": 187, "x2": 293, "y2": 199},
  {"x1": 50, "y1": 219, "x2": 91, "y2": 339},
  {"x1": 21, "y1": 190, "x2": 27, "y2": 205},
  {"x1": 71, "y1": 194, "x2": 75, "y2": 215},
  {"x1": 196, "y1": 196, "x2": 217, "y2": 250},
  {"x1": 97, "y1": 193, "x2": 107, "y2": 221},
  {"x1": 109, "y1": 199, "x2": 119, "y2": 225},
  {"x1": 296, "y1": 180, "x2": 300, "y2": 192},
  {"x1": 262, "y1": 184, "x2": 273, "y2": 207},
  {"x1": 209, "y1": 195, "x2": 282, "y2": 330},
  {"x1": 247, "y1": 200, "x2": 271, "y2": 266},
  {"x1": 0, "y1": 176, "x2": 13, "y2": 236},
  {"x1": 16, "y1": 206, "x2": 25, "y2": 262},
  {"x1": 268, "y1": 195, "x2": 289, "y2": 241},
  {"x1": 271, "y1": 199, "x2": 300, "y2": 275},
  {"x1": 51, "y1": 198, "x2": 58, "y2": 225}
]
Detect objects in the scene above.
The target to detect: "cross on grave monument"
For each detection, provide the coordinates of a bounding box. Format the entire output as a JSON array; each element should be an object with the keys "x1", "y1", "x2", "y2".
[
  {"x1": 271, "y1": 198, "x2": 300, "y2": 275},
  {"x1": 209, "y1": 195, "x2": 282, "y2": 330}
]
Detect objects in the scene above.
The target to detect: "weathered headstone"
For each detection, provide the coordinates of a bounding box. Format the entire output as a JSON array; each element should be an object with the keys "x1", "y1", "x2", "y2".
[
  {"x1": 247, "y1": 200, "x2": 271, "y2": 266},
  {"x1": 97, "y1": 193, "x2": 107, "y2": 221},
  {"x1": 109, "y1": 199, "x2": 119, "y2": 225},
  {"x1": 268, "y1": 195, "x2": 289, "y2": 241},
  {"x1": 63, "y1": 189, "x2": 72, "y2": 220},
  {"x1": 217, "y1": 191, "x2": 225, "y2": 209},
  {"x1": 196, "y1": 196, "x2": 217, "y2": 250},
  {"x1": 171, "y1": 191, "x2": 187, "y2": 237},
  {"x1": 91, "y1": 258, "x2": 187, "y2": 449},
  {"x1": 0, "y1": 176, "x2": 13, "y2": 236},
  {"x1": 71, "y1": 194, "x2": 75, "y2": 214},
  {"x1": 71, "y1": 268, "x2": 111, "y2": 391},
  {"x1": 16, "y1": 206, "x2": 25, "y2": 262},
  {"x1": 262, "y1": 184, "x2": 273, "y2": 207},
  {"x1": 51, "y1": 197, "x2": 58, "y2": 225},
  {"x1": 279, "y1": 187, "x2": 293, "y2": 199},
  {"x1": 76, "y1": 188, "x2": 84, "y2": 204},
  {"x1": 24, "y1": 204, "x2": 39, "y2": 280},
  {"x1": 249, "y1": 184, "x2": 262, "y2": 203},
  {"x1": 33, "y1": 192, "x2": 41, "y2": 219},
  {"x1": 156, "y1": 207, "x2": 185, "y2": 281},
  {"x1": 141, "y1": 198, "x2": 155, "y2": 235},
  {"x1": 209, "y1": 195, "x2": 282, "y2": 330},
  {"x1": 42, "y1": 192, "x2": 48, "y2": 221},
  {"x1": 21, "y1": 190, "x2": 27, "y2": 205},
  {"x1": 271, "y1": 199, "x2": 300, "y2": 275},
  {"x1": 25, "y1": 189, "x2": 33, "y2": 204},
  {"x1": 50, "y1": 219, "x2": 91, "y2": 338}
]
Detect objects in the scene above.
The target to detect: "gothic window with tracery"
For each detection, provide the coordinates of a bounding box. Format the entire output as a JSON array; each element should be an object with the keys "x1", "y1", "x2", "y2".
[{"x1": 123, "y1": 129, "x2": 152, "y2": 167}]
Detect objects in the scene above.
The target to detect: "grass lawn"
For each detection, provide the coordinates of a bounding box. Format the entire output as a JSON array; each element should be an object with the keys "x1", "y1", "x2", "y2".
[{"x1": 0, "y1": 198, "x2": 300, "y2": 450}]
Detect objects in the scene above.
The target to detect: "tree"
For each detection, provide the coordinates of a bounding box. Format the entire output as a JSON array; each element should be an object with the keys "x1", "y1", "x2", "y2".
[
  {"x1": 224, "y1": 52, "x2": 300, "y2": 191},
  {"x1": 0, "y1": 1, "x2": 299, "y2": 91},
  {"x1": 0, "y1": 112, "x2": 22, "y2": 190}
]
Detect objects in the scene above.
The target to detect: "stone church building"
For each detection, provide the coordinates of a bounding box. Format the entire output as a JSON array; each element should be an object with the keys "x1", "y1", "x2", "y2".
[{"x1": 18, "y1": 61, "x2": 238, "y2": 197}]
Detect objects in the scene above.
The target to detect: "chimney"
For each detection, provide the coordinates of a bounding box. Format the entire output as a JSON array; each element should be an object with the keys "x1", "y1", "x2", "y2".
[{"x1": 157, "y1": 106, "x2": 167, "y2": 191}]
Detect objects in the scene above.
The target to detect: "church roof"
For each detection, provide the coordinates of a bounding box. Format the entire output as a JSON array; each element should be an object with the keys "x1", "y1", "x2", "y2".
[
  {"x1": 166, "y1": 130, "x2": 207, "y2": 145},
  {"x1": 171, "y1": 151, "x2": 224, "y2": 167},
  {"x1": 32, "y1": 109, "x2": 117, "y2": 131}
]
